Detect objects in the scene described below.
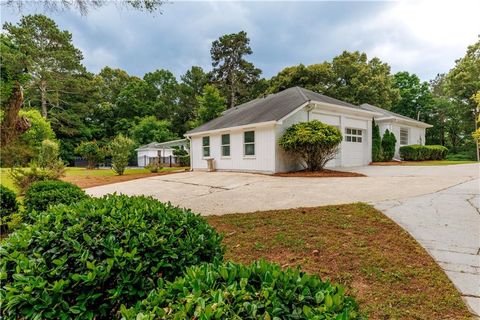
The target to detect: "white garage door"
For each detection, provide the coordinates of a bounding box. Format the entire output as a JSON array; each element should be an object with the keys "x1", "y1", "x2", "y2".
[{"x1": 342, "y1": 127, "x2": 366, "y2": 166}]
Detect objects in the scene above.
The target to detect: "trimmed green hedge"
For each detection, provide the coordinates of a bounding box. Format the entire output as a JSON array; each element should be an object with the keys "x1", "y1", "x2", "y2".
[
  {"x1": 0, "y1": 195, "x2": 224, "y2": 319},
  {"x1": 24, "y1": 180, "x2": 88, "y2": 213},
  {"x1": 400, "y1": 144, "x2": 448, "y2": 161},
  {"x1": 122, "y1": 260, "x2": 359, "y2": 319},
  {"x1": 0, "y1": 185, "x2": 18, "y2": 217}
]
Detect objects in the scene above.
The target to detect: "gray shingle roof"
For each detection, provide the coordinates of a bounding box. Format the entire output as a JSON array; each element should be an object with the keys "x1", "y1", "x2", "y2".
[
  {"x1": 186, "y1": 87, "x2": 362, "y2": 134},
  {"x1": 359, "y1": 103, "x2": 431, "y2": 127}
]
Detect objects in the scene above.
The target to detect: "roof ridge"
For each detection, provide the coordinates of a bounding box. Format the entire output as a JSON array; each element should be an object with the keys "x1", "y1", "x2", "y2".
[{"x1": 295, "y1": 86, "x2": 309, "y2": 102}]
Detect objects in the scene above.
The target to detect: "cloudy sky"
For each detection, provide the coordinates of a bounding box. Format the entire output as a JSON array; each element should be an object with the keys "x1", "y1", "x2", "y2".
[{"x1": 2, "y1": 1, "x2": 479, "y2": 81}]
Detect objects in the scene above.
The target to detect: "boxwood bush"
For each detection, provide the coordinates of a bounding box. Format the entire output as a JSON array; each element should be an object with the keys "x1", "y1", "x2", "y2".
[
  {"x1": 23, "y1": 180, "x2": 88, "y2": 213},
  {"x1": 0, "y1": 185, "x2": 19, "y2": 232},
  {"x1": 400, "y1": 144, "x2": 448, "y2": 161},
  {"x1": 0, "y1": 195, "x2": 224, "y2": 319},
  {"x1": 122, "y1": 260, "x2": 359, "y2": 319}
]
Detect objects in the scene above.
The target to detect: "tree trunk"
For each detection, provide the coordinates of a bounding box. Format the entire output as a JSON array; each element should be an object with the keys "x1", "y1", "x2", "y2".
[
  {"x1": 40, "y1": 79, "x2": 48, "y2": 119},
  {"x1": 0, "y1": 81, "x2": 31, "y2": 147},
  {"x1": 229, "y1": 72, "x2": 236, "y2": 109}
]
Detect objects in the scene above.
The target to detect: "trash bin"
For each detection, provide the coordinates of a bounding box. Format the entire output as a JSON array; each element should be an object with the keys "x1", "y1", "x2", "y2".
[{"x1": 205, "y1": 157, "x2": 215, "y2": 172}]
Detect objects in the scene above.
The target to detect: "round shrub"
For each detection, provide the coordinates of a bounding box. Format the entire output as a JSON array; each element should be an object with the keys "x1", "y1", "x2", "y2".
[
  {"x1": 279, "y1": 120, "x2": 342, "y2": 171},
  {"x1": 1, "y1": 195, "x2": 224, "y2": 319},
  {"x1": 24, "y1": 180, "x2": 88, "y2": 213},
  {"x1": 122, "y1": 260, "x2": 359, "y2": 319},
  {"x1": 0, "y1": 185, "x2": 18, "y2": 217}
]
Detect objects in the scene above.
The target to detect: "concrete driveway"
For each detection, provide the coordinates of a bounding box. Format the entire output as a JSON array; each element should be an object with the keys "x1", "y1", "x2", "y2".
[
  {"x1": 86, "y1": 163, "x2": 480, "y2": 315},
  {"x1": 86, "y1": 164, "x2": 478, "y2": 215}
]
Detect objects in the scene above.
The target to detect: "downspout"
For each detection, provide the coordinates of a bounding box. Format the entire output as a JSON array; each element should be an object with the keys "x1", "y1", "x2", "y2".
[{"x1": 186, "y1": 136, "x2": 193, "y2": 171}]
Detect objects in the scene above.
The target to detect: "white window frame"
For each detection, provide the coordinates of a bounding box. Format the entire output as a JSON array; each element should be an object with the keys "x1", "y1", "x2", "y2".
[
  {"x1": 243, "y1": 130, "x2": 255, "y2": 157},
  {"x1": 221, "y1": 133, "x2": 230, "y2": 157},
  {"x1": 202, "y1": 136, "x2": 210, "y2": 158},
  {"x1": 344, "y1": 128, "x2": 363, "y2": 143},
  {"x1": 400, "y1": 128, "x2": 409, "y2": 146}
]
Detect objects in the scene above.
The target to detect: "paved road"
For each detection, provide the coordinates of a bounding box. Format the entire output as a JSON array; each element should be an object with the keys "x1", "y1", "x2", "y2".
[
  {"x1": 375, "y1": 178, "x2": 480, "y2": 316},
  {"x1": 86, "y1": 163, "x2": 479, "y2": 315}
]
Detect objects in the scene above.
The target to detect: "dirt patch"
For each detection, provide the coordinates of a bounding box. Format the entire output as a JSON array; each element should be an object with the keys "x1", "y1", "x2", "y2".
[
  {"x1": 62, "y1": 170, "x2": 184, "y2": 189},
  {"x1": 370, "y1": 161, "x2": 402, "y2": 166},
  {"x1": 274, "y1": 169, "x2": 365, "y2": 177},
  {"x1": 206, "y1": 204, "x2": 471, "y2": 319}
]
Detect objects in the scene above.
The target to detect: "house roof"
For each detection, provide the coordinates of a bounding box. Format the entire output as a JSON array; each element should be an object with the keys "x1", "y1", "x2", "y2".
[
  {"x1": 359, "y1": 103, "x2": 432, "y2": 127},
  {"x1": 186, "y1": 87, "x2": 363, "y2": 135},
  {"x1": 136, "y1": 138, "x2": 188, "y2": 150}
]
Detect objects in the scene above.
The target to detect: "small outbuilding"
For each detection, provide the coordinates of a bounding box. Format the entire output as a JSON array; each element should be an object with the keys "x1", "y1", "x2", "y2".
[
  {"x1": 185, "y1": 87, "x2": 432, "y2": 173},
  {"x1": 136, "y1": 139, "x2": 189, "y2": 167}
]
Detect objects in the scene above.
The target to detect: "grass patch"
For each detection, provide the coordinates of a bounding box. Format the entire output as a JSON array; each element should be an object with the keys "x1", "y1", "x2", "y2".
[
  {"x1": 401, "y1": 160, "x2": 477, "y2": 166},
  {"x1": 206, "y1": 203, "x2": 472, "y2": 319},
  {"x1": 0, "y1": 167, "x2": 188, "y2": 190}
]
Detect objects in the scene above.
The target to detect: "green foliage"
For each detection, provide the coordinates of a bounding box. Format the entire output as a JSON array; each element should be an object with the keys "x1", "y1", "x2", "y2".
[
  {"x1": 23, "y1": 180, "x2": 88, "y2": 214},
  {"x1": 37, "y1": 139, "x2": 62, "y2": 167},
  {"x1": 0, "y1": 195, "x2": 224, "y2": 319},
  {"x1": 178, "y1": 155, "x2": 190, "y2": 167},
  {"x1": 400, "y1": 145, "x2": 448, "y2": 161},
  {"x1": 18, "y1": 109, "x2": 56, "y2": 150},
  {"x1": 372, "y1": 119, "x2": 382, "y2": 162},
  {"x1": 122, "y1": 260, "x2": 359, "y2": 319},
  {"x1": 130, "y1": 116, "x2": 177, "y2": 146},
  {"x1": 210, "y1": 31, "x2": 262, "y2": 108},
  {"x1": 75, "y1": 140, "x2": 105, "y2": 169},
  {"x1": 0, "y1": 185, "x2": 19, "y2": 228},
  {"x1": 381, "y1": 130, "x2": 396, "y2": 161},
  {"x1": 279, "y1": 120, "x2": 342, "y2": 171},
  {"x1": 9, "y1": 164, "x2": 64, "y2": 194},
  {"x1": 145, "y1": 160, "x2": 162, "y2": 173},
  {"x1": 109, "y1": 134, "x2": 135, "y2": 175},
  {"x1": 196, "y1": 84, "x2": 226, "y2": 123},
  {"x1": 391, "y1": 71, "x2": 432, "y2": 120},
  {"x1": 267, "y1": 51, "x2": 399, "y2": 109}
]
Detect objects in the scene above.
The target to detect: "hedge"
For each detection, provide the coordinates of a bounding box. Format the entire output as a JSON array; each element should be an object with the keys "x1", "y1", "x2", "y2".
[
  {"x1": 0, "y1": 185, "x2": 18, "y2": 217},
  {"x1": 0, "y1": 195, "x2": 224, "y2": 319},
  {"x1": 23, "y1": 180, "x2": 88, "y2": 213},
  {"x1": 121, "y1": 260, "x2": 360, "y2": 319},
  {"x1": 400, "y1": 144, "x2": 448, "y2": 161}
]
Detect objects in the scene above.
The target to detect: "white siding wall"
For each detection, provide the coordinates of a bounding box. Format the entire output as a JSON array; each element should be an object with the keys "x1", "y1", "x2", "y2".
[
  {"x1": 378, "y1": 122, "x2": 426, "y2": 158},
  {"x1": 190, "y1": 125, "x2": 276, "y2": 173}
]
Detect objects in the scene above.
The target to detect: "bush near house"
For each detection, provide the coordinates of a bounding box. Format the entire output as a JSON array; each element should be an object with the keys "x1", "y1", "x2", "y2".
[
  {"x1": 372, "y1": 119, "x2": 383, "y2": 162},
  {"x1": 24, "y1": 180, "x2": 88, "y2": 214},
  {"x1": 279, "y1": 120, "x2": 342, "y2": 171},
  {"x1": 122, "y1": 260, "x2": 359, "y2": 320},
  {"x1": 0, "y1": 195, "x2": 224, "y2": 319},
  {"x1": 381, "y1": 129, "x2": 396, "y2": 161},
  {"x1": 400, "y1": 144, "x2": 448, "y2": 161}
]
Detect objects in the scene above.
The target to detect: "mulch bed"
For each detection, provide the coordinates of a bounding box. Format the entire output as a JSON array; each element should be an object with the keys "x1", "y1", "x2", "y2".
[
  {"x1": 274, "y1": 169, "x2": 365, "y2": 177},
  {"x1": 369, "y1": 161, "x2": 403, "y2": 166}
]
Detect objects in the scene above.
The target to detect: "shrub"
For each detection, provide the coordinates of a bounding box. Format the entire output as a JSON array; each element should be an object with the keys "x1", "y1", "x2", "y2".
[
  {"x1": 1, "y1": 195, "x2": 224, "y2": 319},
  {"x1": 0, "y1": 185, "x2": 19, "y2": 231},
  {"x1": 178, "y1": 155, "x2": 190, "y2": 167},
  {"x1": 9, "y1": 164, "x2": 63, "y2": 194},
  {"x1": 75, "y1": 140, "x2": 105, "y2": 169},
  {"x1": 372, "y1": 119, "x2": 383, "y2": 162},
  {"x1": 400, "y1": 145, "x2": 448, "y2": 161},
  {"x1": 122, "y1": 260, "x2": 359, "y2": 319},
  {"x1": 146, "y1": 160, "x2": 162, "y2": 173},
  {"x1": 24, "y1": 180, "x2": 88, "y2": 213},
  {"x1": 381, "y1": 129, "x2": 396, "y2": 161},
  {"x1": 37, "y1": 139, "x2": 60, "y2": 168},
  {"x1": 279, "y1": 120, "x2": 342, "y2": 171},
  {"x1": 109, "y1": 134, "x2": 135, "y2": 175}
]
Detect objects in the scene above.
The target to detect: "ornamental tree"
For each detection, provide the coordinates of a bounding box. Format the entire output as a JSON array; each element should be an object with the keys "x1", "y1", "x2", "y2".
[
  {"x1": 279, "y1": 120, "x2": 342, "y2": 171},
  {"x1": 108, "y1": 134, "x2": 135, "y2": 175}
]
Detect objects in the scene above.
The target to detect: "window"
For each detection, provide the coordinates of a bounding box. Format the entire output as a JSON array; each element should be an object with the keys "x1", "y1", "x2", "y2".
[
  {"x1": 244, "y1": 131, "x2": 255, "y2": 156},
  {"x1": 221, "y1": 134, "x2": 230, "y2": 157},
  {"x1": 400, "y1": 128, "x2": 409, "y2": 145},
  {"x1": 344, "y1": 128, "x2": 363, "y2": 143},
  {"x1": 202, "y1": 136, "x2": 210, "y2": 157}
]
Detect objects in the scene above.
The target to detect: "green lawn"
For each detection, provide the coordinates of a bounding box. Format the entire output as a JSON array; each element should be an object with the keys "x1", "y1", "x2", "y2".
[
  {"x1": 401, "y1": 160, "x2": 477, "y2": 166},
  {"x1": 0, "y1": 167, "x2": 186, "y2": 192}
]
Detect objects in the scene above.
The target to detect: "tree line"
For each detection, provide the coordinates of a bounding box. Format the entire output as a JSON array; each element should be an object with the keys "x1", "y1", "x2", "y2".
[{"x1": 1, "y1": 14, "x2": 478, "y2": 166}]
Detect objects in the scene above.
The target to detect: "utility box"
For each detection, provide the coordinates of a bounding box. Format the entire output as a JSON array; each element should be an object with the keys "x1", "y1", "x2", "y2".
[{"x1": 205, "y1": 158, "x2": 215, "y2": 172}]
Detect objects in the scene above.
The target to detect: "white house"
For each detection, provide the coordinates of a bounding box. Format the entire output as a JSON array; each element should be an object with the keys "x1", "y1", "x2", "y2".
[
  {"x1": 185, "y1": 87, "x2": 432, "y2": 173},
  {"x1": 136, "y1": 139, "x2": 189, "y2": 167}
]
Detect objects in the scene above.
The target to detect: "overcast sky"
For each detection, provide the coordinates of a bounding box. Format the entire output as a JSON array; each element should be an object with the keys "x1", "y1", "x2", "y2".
[{"x1": 2, "y1": 1, "x2": 479, "y2": 81}]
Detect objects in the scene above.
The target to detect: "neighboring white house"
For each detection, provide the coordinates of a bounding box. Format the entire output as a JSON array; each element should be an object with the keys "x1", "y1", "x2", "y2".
[
  {"x1": 185, "y1": 87, "x2": 432, "y2": 174},
  {"x1": 136, "y1": 139, "x2": 189, "y2": 167}
]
